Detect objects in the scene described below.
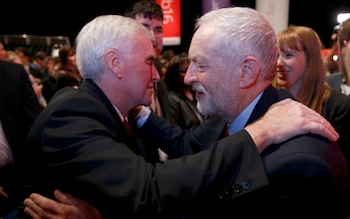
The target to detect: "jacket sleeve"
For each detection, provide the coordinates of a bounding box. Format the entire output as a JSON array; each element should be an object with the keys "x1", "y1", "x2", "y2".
[{"x1": 135, "y1": 113, "x2": 227, "y2": 157}]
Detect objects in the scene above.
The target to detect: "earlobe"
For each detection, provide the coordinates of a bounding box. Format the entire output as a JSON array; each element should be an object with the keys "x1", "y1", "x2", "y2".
[
  {"x1": 343, "y1": 40, "x2": 348, "y2": 48},
  {"x1": 105, "y1": 50, "x2": 123, "y2": 79},
  {"x1": 239, "y1": 56, "x2": 260, "y2": 88}
]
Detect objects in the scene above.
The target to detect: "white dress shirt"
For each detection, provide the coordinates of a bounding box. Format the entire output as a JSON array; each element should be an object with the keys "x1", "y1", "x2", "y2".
[{"x1": 0, "y1": 120, "x2": 13, "y2": 168}]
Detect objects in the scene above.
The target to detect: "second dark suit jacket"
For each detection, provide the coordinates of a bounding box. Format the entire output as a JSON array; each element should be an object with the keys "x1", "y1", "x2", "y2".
[
  {"x1": 22, "y1": 79, "x2": 269, "y2": 219},
  {"x1": 322, "y1": 89, "x2": 350, "y2": 176},
  {"x1": 138, "y1": 85, "x2": 350, "y2": 219},
  {"x1": 0, "y1": 60, "x2": 42, "y2": 215}
]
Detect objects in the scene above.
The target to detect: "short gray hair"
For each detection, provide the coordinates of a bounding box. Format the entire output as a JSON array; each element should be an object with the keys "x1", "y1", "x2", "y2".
[
  {"x1": 75, "y1": 15, "x2": 153, "y2": 81},
  {"x1": 195, "y1": 7, "x2": 279, "y2": 80}
]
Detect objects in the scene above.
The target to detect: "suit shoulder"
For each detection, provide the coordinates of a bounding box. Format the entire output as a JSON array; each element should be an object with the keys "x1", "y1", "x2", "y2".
[
  {"x1": 325, "y1": 90, "x2": 350, "y2": 111},
  {"x1": 263, "y1": 134, "x2": 343, "y2": 165}
]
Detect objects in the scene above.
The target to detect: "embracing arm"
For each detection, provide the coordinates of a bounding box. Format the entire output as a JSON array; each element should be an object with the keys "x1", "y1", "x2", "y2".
[
  {"x1": 22, "y1": 99, "x2": 338, "y2": 219},
  {"x1": 137, "y1": 98, "x2": 338, "y2": 155}
]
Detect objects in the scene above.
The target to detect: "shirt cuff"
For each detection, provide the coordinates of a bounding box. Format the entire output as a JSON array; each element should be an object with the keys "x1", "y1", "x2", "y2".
[{"x1": 134, "y1": 106, "x2": 151, "y2": 128}]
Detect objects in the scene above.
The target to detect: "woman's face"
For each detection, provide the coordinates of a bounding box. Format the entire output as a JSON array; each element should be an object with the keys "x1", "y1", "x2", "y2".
[
  {"x1": 276, "y1": 45, "x2": 307, "y2": 95},
  {"x1": 67, "y1": 51, "x2": 77, "y2": 66},
  {"x1": 176, "y1": 62, "x2": 190, "y2": 87}
]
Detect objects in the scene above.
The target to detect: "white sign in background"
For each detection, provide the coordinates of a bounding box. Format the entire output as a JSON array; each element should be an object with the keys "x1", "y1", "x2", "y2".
[{"x1": 255, "y1": 0, "x2": 290, "y2": 34}]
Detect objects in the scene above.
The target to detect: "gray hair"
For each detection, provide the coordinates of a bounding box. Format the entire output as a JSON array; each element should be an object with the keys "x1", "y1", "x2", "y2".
[
  {"x1": 75, "y1": 15, "x2": 153, "y2": 81},
  {"x1": 195, "y1": 7, "x2": 279, "y2": 80}
]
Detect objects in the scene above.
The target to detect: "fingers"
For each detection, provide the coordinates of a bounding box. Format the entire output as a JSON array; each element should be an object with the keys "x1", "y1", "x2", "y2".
[
  {"x1": 247, "y1": 98, "x2": 339, "y2": 153},
  {"x1": 54, "y1": 190, "x2": 74, "y2": 205},
  {"x1": 23, "y1": 203, "x2": 41, "y2": 219},
  {"x1": 23, "y1": 197, "x2": 46, "y2": 219},
  {"x1": 23, "y1": 191, "x2": 97, "y2": 219},
  {"x1": 55, "y1": 190, "x2": 103, "y2": 219},
  {"x1": 23, "y1": 193, "x2": 65, "y2": 219},
  {"x1": 300, "y1": 113, "x2": 339, "y2": 141},
  {"x1": 290, "y1": 100, "x2": 339, "y2": 141}
]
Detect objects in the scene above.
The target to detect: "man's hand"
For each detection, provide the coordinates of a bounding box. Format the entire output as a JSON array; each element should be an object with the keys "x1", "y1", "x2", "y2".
[
  {"x1": 23, "y1": 190, "x2": 103, "y2": 219},
  {"x1": 245, "y1": 98, "x2": 339, "y2": 153}
]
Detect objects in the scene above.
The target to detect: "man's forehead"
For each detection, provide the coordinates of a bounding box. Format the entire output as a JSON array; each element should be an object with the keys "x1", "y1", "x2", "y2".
[
  {"x1": 135, "y1": 11, "x2": 162, "y2": 18},
  {"x1": 135, "y1": 15, "x2": 162, "y2": 23},
  {"x1": 133, "y1": 34, "x2": 155, "y2": 53}
]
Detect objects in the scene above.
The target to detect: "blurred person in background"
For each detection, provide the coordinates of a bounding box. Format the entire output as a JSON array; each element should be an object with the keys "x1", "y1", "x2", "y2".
[
  {"x1": 327, "y1": 18, "x2": 350, "y2": 96},
  {"x1": 14, "y1": 46, "x2": 42, "y2": 83},
  {"x1": 54, "y1": 45, "x2": 81, "y2": 92},
  {"x1": 164, "y1": 52, "x2": 207, "y2": 131},
  {"x1": 32, "y1": 51, "x2": 49, "y2": 79},
  {"x1": 324, "y1": 24, "x2": 340, "y2": 75},
  {"x1": 41, "y1": 56, "x2": 60, "y2": 103},
  {"x1": 2, "y1": 44, "x2": 47, "y2": 108}
]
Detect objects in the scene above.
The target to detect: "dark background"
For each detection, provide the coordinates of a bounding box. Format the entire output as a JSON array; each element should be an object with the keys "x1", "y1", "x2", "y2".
[{"x1": 1, "y1": 0, "x2": 349, "y2": 54}]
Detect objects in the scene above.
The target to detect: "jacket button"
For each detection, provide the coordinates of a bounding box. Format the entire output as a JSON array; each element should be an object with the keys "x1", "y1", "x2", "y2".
[{"x1": 241, "y1": 179, "x2": 250, "y2": 190}]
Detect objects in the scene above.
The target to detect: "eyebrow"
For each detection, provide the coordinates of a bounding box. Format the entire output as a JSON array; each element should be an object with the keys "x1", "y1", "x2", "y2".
[{"x1": 141, "y1": 23, "x2": 162, "y2": 31}]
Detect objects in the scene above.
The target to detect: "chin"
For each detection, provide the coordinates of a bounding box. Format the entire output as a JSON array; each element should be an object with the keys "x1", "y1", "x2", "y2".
[
  {"x1": 277, "y1": 80, "x2": 286, "y2": 86},
  {"x1": 144, "y1": 99, "x2": 152, "y2": 106},
  {"x1": 197, "y1": 103, "x2": 208, "y2": 115}
]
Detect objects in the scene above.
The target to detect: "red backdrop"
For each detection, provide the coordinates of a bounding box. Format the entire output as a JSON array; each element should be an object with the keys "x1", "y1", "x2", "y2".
[{"x1": 156, "y1": 0, "x2": 181, "y2": 46}]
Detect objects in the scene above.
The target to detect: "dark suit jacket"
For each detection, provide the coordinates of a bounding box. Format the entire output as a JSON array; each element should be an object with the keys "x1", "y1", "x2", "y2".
[
  {"x1": 22, "y1": 79, "x2": 269, "y2": 219},
  {"x1": 322, "y1": 89, "x2": 350, "y2": 176},
  {"x1": 41, "y1": 75, "x2": 57, "y2": 103},
  {"x1": 139, "y1": 85, "x2": 350, "y2": 219},
  {"x1": 326, "y1": 72, "x2": 343, "y2": 93},
  {"x1": 0, "y1": 60, "x2": 42, "y2": 215}
]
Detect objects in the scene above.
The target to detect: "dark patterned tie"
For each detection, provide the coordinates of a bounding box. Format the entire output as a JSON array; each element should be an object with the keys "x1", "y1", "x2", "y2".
[{"x1": 123, "y1": 118, "x2": 132, "y2": 136}]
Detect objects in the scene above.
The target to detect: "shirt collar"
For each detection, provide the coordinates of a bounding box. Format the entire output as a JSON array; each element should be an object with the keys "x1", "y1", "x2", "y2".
[{"x1": 227, "y1": 92, "x2": 263, "y2": 135}]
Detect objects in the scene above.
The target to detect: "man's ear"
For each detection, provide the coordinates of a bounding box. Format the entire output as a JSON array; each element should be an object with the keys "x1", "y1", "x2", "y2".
[
  {"x1": 342, "y1": 39, "x2": 348, "y2": 48},
  {"x1": 105, "y1": 49, "x2": 122, "y2": 79},
  {"x1": 239, "y1": 56, "x2": 261, "y2": 88}
]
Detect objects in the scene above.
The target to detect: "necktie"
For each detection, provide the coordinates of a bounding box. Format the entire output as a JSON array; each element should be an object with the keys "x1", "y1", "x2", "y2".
[
  {"x1": 123, "y1": 118, "x2": 132, "y2": 136},
  {"x1": 225, "y1": 124, "x2": 230, "y2": 137}
]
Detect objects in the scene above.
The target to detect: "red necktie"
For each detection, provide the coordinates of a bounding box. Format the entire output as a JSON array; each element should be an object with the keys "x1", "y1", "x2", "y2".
[
  {"x1": 225, "y1": 124, "x2": 230, "y2": 137},
  {"x1": 123, "y1": 118, "x2": 132, "y2": 136}
]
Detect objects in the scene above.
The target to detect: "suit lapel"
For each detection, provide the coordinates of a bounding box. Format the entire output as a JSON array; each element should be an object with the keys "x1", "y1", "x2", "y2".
[
  {"x1": 246, "y1": 85, "x2": 295, "y2": 125},
  {"x1": 79, "y1": 79, "x2": 141, "y2": 154}
]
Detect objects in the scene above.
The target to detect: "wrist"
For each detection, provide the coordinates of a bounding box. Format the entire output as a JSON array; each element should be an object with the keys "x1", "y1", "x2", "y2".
[{"x1": 244, "y1": 121, "x2": 271, "y2": 153}]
